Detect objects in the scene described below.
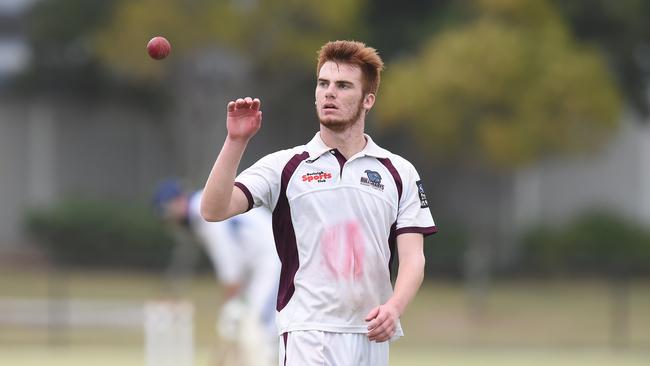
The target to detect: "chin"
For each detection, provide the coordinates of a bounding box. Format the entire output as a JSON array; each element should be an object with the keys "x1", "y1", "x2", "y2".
[{"x1": 319, "y1": 118, "x2": 351, "y2": 131}]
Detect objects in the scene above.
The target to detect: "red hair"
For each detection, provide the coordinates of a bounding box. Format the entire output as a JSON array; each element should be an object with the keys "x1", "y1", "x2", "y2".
[{"x1": 316, "y1": 40, "x2": 384, "y2": 95}]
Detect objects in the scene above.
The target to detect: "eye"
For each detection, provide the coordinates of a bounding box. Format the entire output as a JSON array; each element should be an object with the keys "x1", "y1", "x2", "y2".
[{"x1": 318, "y1": 80, "x2": 328, "y2": 88}]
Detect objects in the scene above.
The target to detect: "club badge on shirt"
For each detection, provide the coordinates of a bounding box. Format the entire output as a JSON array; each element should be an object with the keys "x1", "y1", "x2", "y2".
[
  {"x1": 416, "y1": 180, "x2": 429, "y2": 208},
  {"x1": 360, "y1": 170, "x2": 384, "y2": 191}
]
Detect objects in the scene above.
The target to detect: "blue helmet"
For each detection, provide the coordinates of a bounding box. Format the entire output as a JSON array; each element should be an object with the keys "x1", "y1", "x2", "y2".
[{"x1": 152, "y1": 179, "x2": 184, "y2": 216}]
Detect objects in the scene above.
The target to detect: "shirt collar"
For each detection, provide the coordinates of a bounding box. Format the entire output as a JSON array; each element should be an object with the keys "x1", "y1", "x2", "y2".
[{"x1": 306, "y1": 132, "x2": 390, "y2": 159}]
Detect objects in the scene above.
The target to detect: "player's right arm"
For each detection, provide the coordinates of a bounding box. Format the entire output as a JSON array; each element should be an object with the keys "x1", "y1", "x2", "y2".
[{"x1": 201, "y1": 97, "x2": 262, "y2": 222}]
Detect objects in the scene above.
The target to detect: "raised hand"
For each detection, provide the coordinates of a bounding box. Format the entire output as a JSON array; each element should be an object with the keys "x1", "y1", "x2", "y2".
[{"x1": 226, "y1": 97, "x2": 262, "y2": 143}]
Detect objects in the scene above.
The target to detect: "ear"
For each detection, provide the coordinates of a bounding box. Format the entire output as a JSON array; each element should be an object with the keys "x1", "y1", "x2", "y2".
[{"x1": 363, "y1": 93, "x2": 376, "y2": 111}]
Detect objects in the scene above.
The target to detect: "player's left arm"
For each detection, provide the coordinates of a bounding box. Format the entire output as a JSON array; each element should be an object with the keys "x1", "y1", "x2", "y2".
[{"x1": 366, "y1": 232, "x2": 425, "y2": 342}]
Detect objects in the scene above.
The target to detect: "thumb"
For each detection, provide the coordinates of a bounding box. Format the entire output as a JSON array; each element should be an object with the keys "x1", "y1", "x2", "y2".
[{"x1": 365, "y1": 306, "x2": 380, "y2": 322}]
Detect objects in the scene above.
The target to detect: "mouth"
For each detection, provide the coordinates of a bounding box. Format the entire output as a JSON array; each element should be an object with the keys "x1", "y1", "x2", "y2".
[{"x1": 322, "y1": 103, "x2": 338, "y2": 110}]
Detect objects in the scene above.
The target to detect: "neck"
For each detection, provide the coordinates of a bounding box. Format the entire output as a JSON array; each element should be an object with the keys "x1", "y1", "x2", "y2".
[{"x1": 319, "y1": 119, "x2": 367, "y2": 159}]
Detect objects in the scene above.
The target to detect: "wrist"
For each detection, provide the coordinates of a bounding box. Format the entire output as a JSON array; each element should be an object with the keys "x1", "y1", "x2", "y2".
[
  {"x1": 385, "y1": 298, "x2": 406, "y2": 317},
  {"x1": 225, "y1": 134, "x2": 250, "y2": 147}
]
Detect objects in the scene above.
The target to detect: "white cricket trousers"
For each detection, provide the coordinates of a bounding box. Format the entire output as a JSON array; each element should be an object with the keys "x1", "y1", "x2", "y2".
[{"x1": 279, "y1": 330, "x2": 389, "y2": 366}]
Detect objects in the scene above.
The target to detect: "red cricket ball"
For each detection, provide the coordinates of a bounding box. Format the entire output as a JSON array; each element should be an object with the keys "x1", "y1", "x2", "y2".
[{"x1": 147, "y1": 36, "x2": 171, "y2": 60}]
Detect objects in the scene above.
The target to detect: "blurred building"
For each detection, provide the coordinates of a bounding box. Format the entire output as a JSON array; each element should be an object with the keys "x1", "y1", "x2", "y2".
[
  {"x1": 0, "y1": 0, "x2": 33, "y2": 86},
  {"x1": 0, "y1": 0, "x2": 171, "y2": 258},
  {"x1": 513, "y1": 114, "x2": 650, "y2": 229},
  {"x1": 0, "y1": 0, "x2": 35, "y2": 256}
]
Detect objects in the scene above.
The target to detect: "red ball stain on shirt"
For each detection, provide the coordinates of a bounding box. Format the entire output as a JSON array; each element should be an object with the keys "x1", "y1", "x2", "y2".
[{"x1": 321, "y1": 221, "x2": 365, "y2": 280}]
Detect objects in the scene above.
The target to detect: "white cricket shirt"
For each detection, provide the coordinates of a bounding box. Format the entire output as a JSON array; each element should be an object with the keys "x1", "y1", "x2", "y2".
[{"x1": 235, "y1": 133, "x2": 436, "y2": 336}]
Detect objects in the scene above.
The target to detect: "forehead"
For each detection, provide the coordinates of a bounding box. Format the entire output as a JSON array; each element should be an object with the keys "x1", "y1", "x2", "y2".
[{"x1": 318, "y1": 61, "x2": 363, "y2": 83}]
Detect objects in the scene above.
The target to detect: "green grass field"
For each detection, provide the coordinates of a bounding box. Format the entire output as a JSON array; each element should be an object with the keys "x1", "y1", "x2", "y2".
[
  {"x1": 1, "y1": 268, "x2": 649, "y2": 365},
  {"x1": 2, "y1": 344, "x2": 650, "y2": 366}
]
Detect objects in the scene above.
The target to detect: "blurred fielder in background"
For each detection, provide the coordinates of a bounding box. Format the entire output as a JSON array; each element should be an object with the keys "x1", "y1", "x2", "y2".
[{"x1": 154, "y1": 179, "x2": 280, "y2": 366}]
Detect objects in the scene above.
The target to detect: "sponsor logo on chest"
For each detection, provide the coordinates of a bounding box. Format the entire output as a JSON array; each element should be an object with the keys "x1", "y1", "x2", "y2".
[
  {"x1": 360, "y1": 170, "x2": 384, "y2": 191},
  {"x1": 302, "y1": 171, "x2": 333, "y2": 183}
]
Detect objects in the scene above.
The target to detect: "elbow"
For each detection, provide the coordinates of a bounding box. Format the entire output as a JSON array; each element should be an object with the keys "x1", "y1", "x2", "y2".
[
  {"x1": 420, "y1": 255, "x2": 426, "y2": 279},
  {"x1": 420, "y1": 253, "x2": 427, "y2": 273},
  {"x1": 408, "y1": 251, "x2": 426, "y2": 267},
  {"x1": 201, "y1": 209, "x2": 225, "y2": 222},
  {"x1": 400, "y1": 252, "x2": 425, "y2": 276},
  {"x1": 201, "y1": 212, "x2": 219, "y2": 222},
  {"x1": 410, "y1": 252, "x2": 426, "y2": 278},
  {"x1": 200, "y1": 202, "x2": 226, "y2": 222}
]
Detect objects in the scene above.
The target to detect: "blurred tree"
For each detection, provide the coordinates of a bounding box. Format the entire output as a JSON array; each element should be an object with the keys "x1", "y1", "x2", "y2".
[
  {"x1": 16, "y1": 0, "x2": 365, "y2": 98},
  {"x1": 377, "y1": 0, "x2": 622, "y2": 168},
  {"x1": 17, "y1": 0, "x2": 119, "y2": 96},
  {"x1": 554, "y1": 0, "x2": 650, "y2": 116},
  {"x1": 93, "y1": 0, "x2": 366, "y2": 80},
  {"x1": 521, "y1": 211, "x2": 650, "y2": 276},
  {"x1": 365, "y1": 0, "x2": 459, "y2": 60}
]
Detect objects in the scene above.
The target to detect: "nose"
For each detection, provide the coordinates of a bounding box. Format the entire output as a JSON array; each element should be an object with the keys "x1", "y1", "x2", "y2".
[{"x1": 325, "y1": 85, "x2": 335, "y2": 99}]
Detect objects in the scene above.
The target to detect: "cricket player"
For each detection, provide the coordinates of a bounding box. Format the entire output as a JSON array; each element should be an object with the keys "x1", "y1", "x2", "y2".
[
  {"x1": 154, "y1": 180, "x2": 279, "y2": 366},
  {"x1": 201, "y1": 40, "x2": 437, "y2": 366}
]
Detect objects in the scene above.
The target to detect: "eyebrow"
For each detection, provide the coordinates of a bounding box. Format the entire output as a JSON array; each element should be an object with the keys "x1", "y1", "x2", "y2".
[{"x1": 318, "y1": 78, "x2": 355, "y2": 87}]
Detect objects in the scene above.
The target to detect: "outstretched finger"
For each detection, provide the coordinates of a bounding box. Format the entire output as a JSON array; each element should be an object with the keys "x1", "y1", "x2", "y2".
[
  {"x1": 235, "y1": 98, "x2": 246, "y2": 108},
  {"x1": 227, "y1": 101, "x2": 236, "y2": 112},
  {"x1": 244, "y1": 96, "x2": 253, "y2": 105}
]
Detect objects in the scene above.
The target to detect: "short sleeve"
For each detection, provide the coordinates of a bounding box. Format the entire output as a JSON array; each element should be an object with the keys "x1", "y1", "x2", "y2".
[
  {"x1": 395, "y1": 162, "x2": 437, "y2": 237},
  {"x1": 235, "y1": 152, "x2": 284, "y2": 211}
]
